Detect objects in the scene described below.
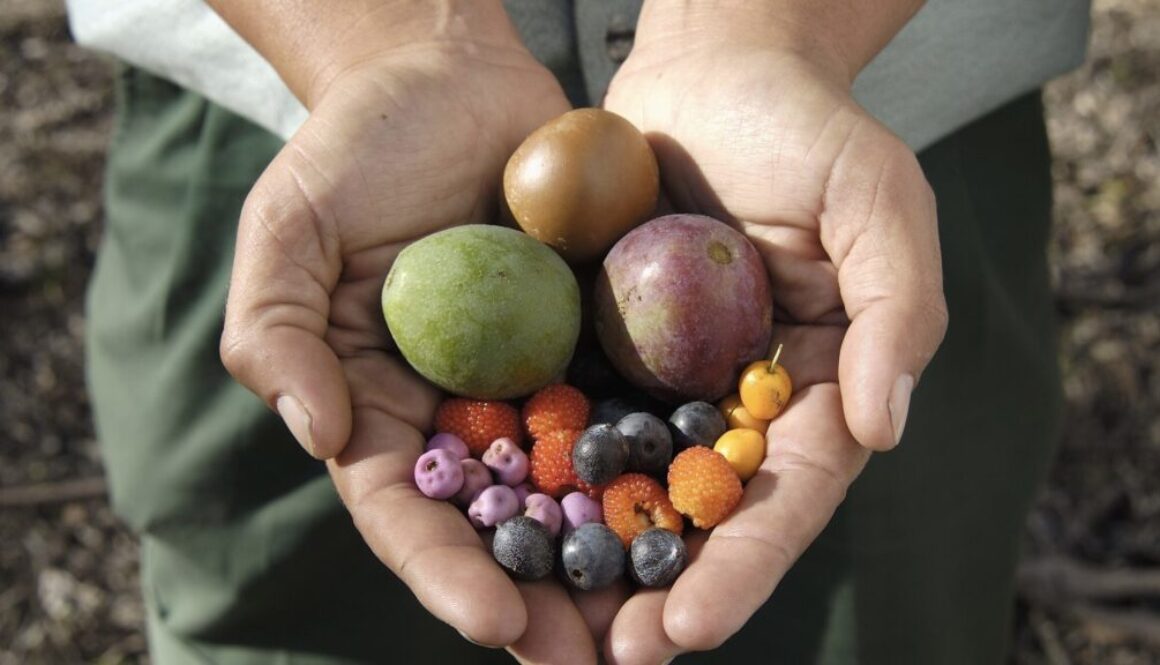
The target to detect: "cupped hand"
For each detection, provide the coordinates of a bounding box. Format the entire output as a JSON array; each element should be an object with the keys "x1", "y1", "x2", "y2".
[
  {"x1": 218, "y1": 42, "x2": 620, "y2": 661},
  {"x1": 601, "y1": 37, "x2": 948, "y2": 663}
]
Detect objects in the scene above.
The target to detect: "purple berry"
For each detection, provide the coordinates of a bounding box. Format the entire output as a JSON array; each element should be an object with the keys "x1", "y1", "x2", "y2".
[
  {"x1": 668, "y1": 401, "x2": 727, "y2": 450},
  {"x1": 572, "y1": 424, "x2": 629, "y2": 485},
  {"x1": 512, "y1": 482, "x2": 535, "y2": 506},
  {"x1": 493, "y1": 516, "x2": 554, "y2": 580},
  {"x1": 482, "y1": 437, "x2": 529, "y2": 486},
  {"x1": 616, "y1": 412, "x2": 673, "y2": 478},
  {"x1": 629, "y1": 527, "x2": 687, "y2": 587},
  {"x1": 453, "y1": 458, "x2": 492, "y2": 507},
  {"x1": 413, "y1": 449, "x2": 464, "y2": 500},
  {"x1": 561, "y1": 523, "x2": 625, "y2": 590},
  {"x1": 523, "y1": 493, "x2": 563, "y2": 537},
  {"x1": 426, "y1": 432, "x2": 470, "y2": 460},
  {"x1": 468, "y1": 485, "x2": 520, "y2": 528},
  {"x1": 560, "y1": 491, "x2": 602, "y2": 534}
]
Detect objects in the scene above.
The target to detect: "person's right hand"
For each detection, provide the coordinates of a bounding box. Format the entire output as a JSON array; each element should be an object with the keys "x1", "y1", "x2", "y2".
[{"x1": 216, "y1": 7, "x2": 622, "y2": 660}]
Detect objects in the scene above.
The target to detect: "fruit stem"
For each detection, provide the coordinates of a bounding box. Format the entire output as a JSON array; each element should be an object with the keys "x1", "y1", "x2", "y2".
[{"x1": 770, "y1": 343, "x2": 784, "y2": 372}]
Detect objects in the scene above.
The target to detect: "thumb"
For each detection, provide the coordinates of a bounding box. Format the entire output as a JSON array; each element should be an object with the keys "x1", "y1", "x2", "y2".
[
  {"x1": 220, "y1": 148, "x2": 351, "y2": 459},
  {"x1": 821, "y1": 127, "x2": 948, "y2": 451}
]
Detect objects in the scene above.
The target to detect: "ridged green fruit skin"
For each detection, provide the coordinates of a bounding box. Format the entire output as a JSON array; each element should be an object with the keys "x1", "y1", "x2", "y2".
[{"x1": 382, "y1": 225, "x2": 581, "y2": 399}]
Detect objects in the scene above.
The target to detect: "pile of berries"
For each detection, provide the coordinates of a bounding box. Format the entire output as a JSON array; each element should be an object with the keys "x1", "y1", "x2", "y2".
[{"x1": 413, "y1": 348, "x2": 792, "y2": 590}]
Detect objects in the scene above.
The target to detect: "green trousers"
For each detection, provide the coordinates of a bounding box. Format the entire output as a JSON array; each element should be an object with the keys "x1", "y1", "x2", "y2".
[{"x1": 87, "y1": 66, "x2": 1061, "y2": 664}]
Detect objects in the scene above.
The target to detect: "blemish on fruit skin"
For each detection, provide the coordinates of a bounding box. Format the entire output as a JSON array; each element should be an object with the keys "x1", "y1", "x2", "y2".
[{"x1": 707, "y1": 241, "x2": 732, "y2": 265}]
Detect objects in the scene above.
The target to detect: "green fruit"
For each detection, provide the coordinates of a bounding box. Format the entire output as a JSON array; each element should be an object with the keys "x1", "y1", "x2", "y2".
[{"x1": 382, "y1": 225, "x2": 581, "y2": 399}]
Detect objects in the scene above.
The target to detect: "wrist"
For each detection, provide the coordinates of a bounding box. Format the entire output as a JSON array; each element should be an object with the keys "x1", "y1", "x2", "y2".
[
  {"x1": 632, "y1": 0, "x2": 925, "y2": 87},
  {"x1": 208, "y1": 0, "x2": 526, "y2": 108}
]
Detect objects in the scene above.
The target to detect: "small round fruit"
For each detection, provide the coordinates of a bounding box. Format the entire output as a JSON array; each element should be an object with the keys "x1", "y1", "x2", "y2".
[
  {"x1": 615, "y1": 412, "x2": 673, "y2": 478},
  {"x1": 717, "y1": 394, "x2": 770, "y2": 434},
  {"x1": 524, "y1": 493, "x2": 563, "y2": 537},
  {"x1": 382, "y1": 225, "x2": 581, "y2": 399},
  {"x1": 468, "y1": 485, "x2": 521, "y2": 529},
  {"x1": 668, "y1": 401, "x2": 727, "y2": 450},
  {"x1": 453, "y1": 458, "x2": 493, "y2": 507},
  {"x1": 426, "y1": 432, "x2": 470, "y2": 460},
  {"x1": 493, "y1": 516, "x2": 555, "y2": 580},
  {"x1": 738, "y1": 346, "x2": 793, "y2": 420},
  {"x1": 413, "y1": 449, "x2": 465, "y2": 500},
  {"x1": 572, "y1": 424, "x2": 630, "y2": 485},
  {"x1": 504, "y1": 108, "x2": 659, "y2": 264},
  {"x1": 668, "y1": 447, "x2": 744, "y2": 529},
  {"x1": 713, "y1": 428, "x2": 766, "y2": 482},
  {"x1": 629, "y1": 527, "x2": 687, "y2": 588},
  {"x1": 561, "y1": 523, "x2": 626, "y2": 591},
  {"x1": 482, "y1": 437, "x2": 530, "y2": 486},
  {"x1": 560, "y1": 491, "x2": 603, "y2": 534}
]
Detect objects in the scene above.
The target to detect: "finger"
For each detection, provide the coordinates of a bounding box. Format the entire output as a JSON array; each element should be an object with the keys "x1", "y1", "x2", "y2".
[
  {"x1": 570, "y1": 577, "x2": 631, "y2": 646},
  {"x1": 221, "y1": 148, "x2": 351, "y2": 459},
  {"x1": 820, "y1": 126, "x2": 948, "y2": 450},
  {"x1": 328, "y1": 386, "x2": 528, "y2": 647},
  {"x1": 661, "y1": 384, "x2": 870, "y2": 651},
  {"x1": 605, "y1": 588, "x2": 681, "y2": 665},
  {"x1": 509, "y1": 581, "x2": 599, "y2": 665}
]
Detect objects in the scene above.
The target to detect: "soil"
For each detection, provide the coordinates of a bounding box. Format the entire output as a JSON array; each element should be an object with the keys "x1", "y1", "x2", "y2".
[{"x1": 0, "y1": 0, "x2": 1156, "y2": 663}]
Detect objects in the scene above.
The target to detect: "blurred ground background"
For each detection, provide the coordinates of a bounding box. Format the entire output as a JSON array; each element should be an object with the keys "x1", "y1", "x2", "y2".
[{"x1": 0, "y1": 0, "x2": 1157, "y2": 663}]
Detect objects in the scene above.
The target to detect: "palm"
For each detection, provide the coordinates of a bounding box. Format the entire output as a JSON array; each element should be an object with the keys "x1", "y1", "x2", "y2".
[
  {"x1": 600, "y1": 46, "x2": 944, "y2": 661},
  {"x1": 223, "y1": 48, "x2": 620, "y2": 660}
]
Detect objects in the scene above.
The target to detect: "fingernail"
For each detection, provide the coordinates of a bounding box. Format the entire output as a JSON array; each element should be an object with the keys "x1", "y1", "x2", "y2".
[
  {"x1": 276, "y1": 394, "x2": 315, "y2": 456},
  {"x1": 888, "y1": 374, "x2": 915, "y2": 446},
  {"x1": 456, "y1": 629, "x2": 498, "y2": 648}
]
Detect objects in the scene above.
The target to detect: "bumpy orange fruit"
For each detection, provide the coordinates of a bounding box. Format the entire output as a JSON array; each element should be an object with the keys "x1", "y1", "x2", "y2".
[{"x1": 667, "y1": 447, "x2": 743, "y2": 528}]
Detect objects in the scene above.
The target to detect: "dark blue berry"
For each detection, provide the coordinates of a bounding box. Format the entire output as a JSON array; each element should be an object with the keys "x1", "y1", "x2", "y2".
[
  {"x1": 572, "y1": 424, "x2": 629, "y2": 485},
  {"x1": 615, "y1": 412, "x2": 673, "y2": 478},
  {"x1": 629, "y1": 527, "x2": 687, "y2": 587},
  {"x1": 668, "y1": 401, "x2": 727, "y2": 450},
  {"x1": 493, "y1": 516, "x2": 555, "y2": 580},
  {"x1": 561, "y1": 523, "x2": 625, "y2": 591}
]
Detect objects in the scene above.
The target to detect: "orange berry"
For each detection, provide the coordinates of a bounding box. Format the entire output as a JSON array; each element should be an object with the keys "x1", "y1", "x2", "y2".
[
  {"x1": 602, "y1": 473, "x2": 684, "y2": 547},
  {"x1": 667, "y1": 447, "x2": 743, "y2": 528},
  {"x1": 434, "y1": 398, "x2": 523, "y2": 457},
  {"x1": 713, "y1": 428, "x2": 766, "y2": 482},
  {"x1": 523, "y1": 384, "x2": 590, "y2": 440},
  {"x1": 717, "y1": 394, "x2": 770, "y2": 434}
]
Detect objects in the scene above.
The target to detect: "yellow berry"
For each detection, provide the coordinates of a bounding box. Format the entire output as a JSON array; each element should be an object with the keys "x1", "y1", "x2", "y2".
[
  {"x1": 717, "y1": 393, "x2": 770, "y2": 434},
  {"x1": 738, "y1": 359, "x2": 792, "y2": 421},
  {"x1": 713, "y1": 428, "x2": 766, "y2": 482}
]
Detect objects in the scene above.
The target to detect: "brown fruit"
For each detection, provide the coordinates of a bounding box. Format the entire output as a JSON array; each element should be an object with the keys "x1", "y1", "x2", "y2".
[{"x1": 504, "y1": 108, "x2": 659, "y2": 264}]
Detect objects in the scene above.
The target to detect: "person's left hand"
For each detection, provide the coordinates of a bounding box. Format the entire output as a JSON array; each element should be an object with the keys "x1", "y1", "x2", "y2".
[{"x1": 598, "y1": 12, "x2": 948, "y2": 663}]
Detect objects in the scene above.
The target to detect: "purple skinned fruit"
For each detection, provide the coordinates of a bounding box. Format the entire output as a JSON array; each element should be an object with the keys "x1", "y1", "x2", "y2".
[
  {"x1": 524, "y1": 493, "x2": 563, "y2": 537},
  {"x1": 560, "y1": 491, "x2": 603, "y2": 534},
  {"x1": 426, "y1": 432, "x2": 470, "y2": 460},
  {"x1": 482, "y1": 437, "x2": 529, "y2": 486},
  {"x1": 414, "y1": 449, "x2": 464, "y2": 500},
  {"x1": 453, "y1": 458, "x2": 493, "y2": 507},
  {"x1": 594, "y1": 214, "x2": 773, "y2": 403},
  {"x1": 469, "y1": 485, "x2": 520, "y2": 529}
]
